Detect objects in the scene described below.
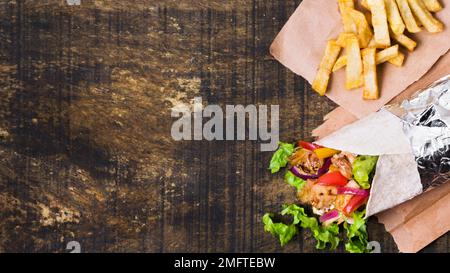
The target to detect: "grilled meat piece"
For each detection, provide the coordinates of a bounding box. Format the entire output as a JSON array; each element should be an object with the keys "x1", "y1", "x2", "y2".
[
  {"x1": 297, "y1": 179, "x2": 316, "y2": 204},
  {"x1": 289, "y1": 148, "x2": 324, "y2": 174},
  {"x1": 298, "y1": 179, "x2": 338, "y2": 210},
  {"x1": 310, "y1": 184, "x2": 338, "y2": 209},
  {"x1": 331, "y1": 152, "x2": 355, "y2": 179}
]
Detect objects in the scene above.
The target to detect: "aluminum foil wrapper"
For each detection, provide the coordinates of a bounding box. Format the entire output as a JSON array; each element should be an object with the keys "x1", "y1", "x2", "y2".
[{"x1": 397, "y1": 75, "x2": 450, "y2": 190}]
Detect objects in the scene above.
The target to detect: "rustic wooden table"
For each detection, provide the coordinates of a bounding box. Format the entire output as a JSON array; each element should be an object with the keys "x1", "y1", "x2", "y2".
[{"x1": 0, "y1": 0, "x2": 447, "y2": 253}]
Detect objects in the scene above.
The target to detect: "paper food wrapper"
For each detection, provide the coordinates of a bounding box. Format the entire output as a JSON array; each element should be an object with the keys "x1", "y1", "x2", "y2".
[
  {"x1": 314, "y1": 73, "x2": 450, "y2": 252},
  {"x1": 377, "y1": 181, "x2": 450, "y2": 253},
  {"x1": 270, "y1": 0, "x2": 450, "y2": 118}
]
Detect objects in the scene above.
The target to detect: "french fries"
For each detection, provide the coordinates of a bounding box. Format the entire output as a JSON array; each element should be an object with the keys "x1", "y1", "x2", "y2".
[
  {"x1": 413, "y1": 9, "x2": 423, "y2": 27},
  {"x1": 368, "y1": 0, "x2": 391, "y2": 48},
  {"x1": 336, "y1": 32, "x2": 355, "y2": 47},
  {"x1": 364, "y1": 0, "x2": 405, "y2": 34},
  {"x1": 362, "y1": 48, "x2": 379, "y2": 100},
  {"x1": 332, "y1": 45, "x2": 400, "y2": 71},
  {"x1": 345, "y1": 33, "x2": 364, "y2": 89},
  {"x1": 311, "y1": 0, "x2": 445, "y2": 99},
  {"x1": 339, "y1": 0, "x2": 358, "y2": 33},
  {"x1": 387, "y1": 52, "x2": 405, "y2": 66},
  {"x1": 375, "y1": 44, "x2": 400, "y2": 63},
  {"x1": 333, "y1": 56, "x2": 348, "y2": 72},
  {"x1": 391, "y1": 32, "x2": 417, "y2": 51},
  {"x1": 407, "y1": 0, "x2": 444, "y2": 33},
  {"x1": 346, "y1": 8, "x2": 374, "y2": 47},
  {"x1": 339, "y1": 0, "x2": 355, "y2": 8},
  {"x1": 312, "y1": 40, "x2": 342, "y2": 96},
  {"x1": 367, "y1": 37, "x2": 378, "y2": 47},
  {"x1": 385, "y1": 0, "x2": 406, "y2": 34},
  {"x1": 422, "y1": 0, "x2": 443, "y2": 12},
  {"x1": 395, "y1": 0, "x2": 422, "y2": 33},
  {"x1": 364, "y1": 11, "x2": 373, "y2": 26},
  {"x1": 361, "y1": 0, "x2": 370, "y2": 9}
]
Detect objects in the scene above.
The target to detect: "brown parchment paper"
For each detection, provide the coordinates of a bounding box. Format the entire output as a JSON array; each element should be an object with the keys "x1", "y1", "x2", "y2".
[
  {"x1": 377, "y1": 182, "x2": 450, "y2": 253},
  {"x1": 270, "y1": 0, "x2": 450, "y2": 118},
  {"x1": 312, "y1": 53, "x2": 450, "y2": 252}
]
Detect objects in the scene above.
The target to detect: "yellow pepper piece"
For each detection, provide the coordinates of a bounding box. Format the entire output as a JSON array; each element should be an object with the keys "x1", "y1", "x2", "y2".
[{"x1": 314, "y1": 148, "x2": 340, "y2": 159}]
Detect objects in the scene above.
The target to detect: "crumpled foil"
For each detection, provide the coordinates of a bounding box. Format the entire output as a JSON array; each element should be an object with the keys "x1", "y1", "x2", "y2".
[{"x1": 397, "y1": 75, "x2": 450, "y2": 190}]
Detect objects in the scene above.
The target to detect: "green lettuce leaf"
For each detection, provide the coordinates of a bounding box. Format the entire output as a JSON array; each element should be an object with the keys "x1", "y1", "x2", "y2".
[
  {"x1": 281, "y1": 204, "x2": 341, "y2": 250},
  {"x1": 269, "y1": 142, "x2": 295, "y2": 173},
  {"x1": 262, "y1": 213, "x2": 297, "y2": 246},
  {"x1": 315, "y1": 223, "x2": 341, "y2": 250},
  {"x1": 344, "y1": 210, "x2": 369, "y2": 253},
  {"x1": 352, "y1": 155, "x2": 378, "y2": 189},
  {"x1": 284, "y1": 171, "x2": 306, "y2": 192}
]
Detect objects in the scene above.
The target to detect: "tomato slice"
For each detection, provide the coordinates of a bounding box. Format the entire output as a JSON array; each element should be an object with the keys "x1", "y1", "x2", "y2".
[
  {"x1": 298, "y1": 141, "x2": 322, "y2": 151},
  {"x1": 343, "y1": 195, "x2": 369, "y2": 216},
  {"x1": 317, "y1": 171, "x2": 348, "y2": 187}
]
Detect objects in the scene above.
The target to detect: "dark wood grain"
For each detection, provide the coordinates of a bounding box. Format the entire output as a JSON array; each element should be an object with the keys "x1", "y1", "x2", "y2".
[{"x1": 0, "y1": 0, "x2": 447, "y2": 253}]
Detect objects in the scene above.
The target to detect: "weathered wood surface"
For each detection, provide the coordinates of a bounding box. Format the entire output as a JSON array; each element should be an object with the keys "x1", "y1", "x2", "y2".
[{"x1": 0, "y1": 0, "x2": 447, "y2": 253}]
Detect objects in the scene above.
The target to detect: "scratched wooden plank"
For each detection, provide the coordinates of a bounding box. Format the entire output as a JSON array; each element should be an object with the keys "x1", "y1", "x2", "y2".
[{"x1": 0, "y1": 0, "x2": 447, "y2": 253}]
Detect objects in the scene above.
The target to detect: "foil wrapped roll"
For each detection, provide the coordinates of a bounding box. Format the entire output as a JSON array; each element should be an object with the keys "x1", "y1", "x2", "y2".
[{"x1": 398, "y1": 75, "x2": 450, "y2": 190}]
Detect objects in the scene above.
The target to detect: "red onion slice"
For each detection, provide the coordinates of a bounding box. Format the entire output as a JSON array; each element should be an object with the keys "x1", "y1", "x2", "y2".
[
  {"x1": 290, "y1": 158, "x2": 331, "y2": 180},
  {"x1": 319, "y1": 209, "x2": 340, "y2": 223},
  {"x1": 290, "y1": 166, "x2": 319, "y2": 180},
  {"x1": 317, "y1": 158, "x2": 332, "y2": 176}
]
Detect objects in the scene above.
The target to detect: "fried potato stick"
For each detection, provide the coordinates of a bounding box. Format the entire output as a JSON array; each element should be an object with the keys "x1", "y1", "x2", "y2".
[
  {"x1": 387, "y1": 52, "x2": 405, "y2": 66},
  {"x1": 376, "y1": 44, "x2": 400, "y2": 62},
  {"x1": 336, "y1": 32, "x2": 355, "y2": 47},
  {"x1": 368, "y1": 0, "x2": 391, "y2": 48},
  {"x1": 367, "y1": 37, "x2": 378, "y2": 47},
  {"x1": 333, "y1": 56, "x2": 348, "y2": 72},
  {"x1": 385, "y1": 0, "x2": 406, "y2": 34},
  {"x1": 407, "y1": 0, "x2": 444, "y2": 32},
  {"x1": 364, "y1": 11, "x2": 373, "y2": 26},
  {"x1": 332, "y1": 45, "x2": 400, "y2": 71},
  {"x1": 395, "y1": 0, "x2": 422, "y2": 32},
  {"x1": 391, "y1": 32, "x2": 417, "y2": 51},
  {"x1": 339, "y1": 0, "x2": 358, "y2": 33},
  {"x1": 362, "y1": 48, "x2": 379, "y2": 100},
  {"x1": 422, "y1": 0, "x2": 443, "y2": 12},
  {"x1": 345, "y1": 34, "x2": 364, "y2": 89},
  {"x1": 361, "y1": 0, "x2": 370, "y2": 9},
  {"x1": 312, "y1": 40, "x2": 342, "y2": 96},
  {"x1": 363, "y1": 0, "x2": 405, "y2": 34},
  {"x1": 347, "y1": 8, "x2": 374, "y2": 47}
]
